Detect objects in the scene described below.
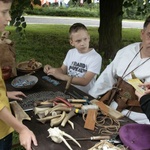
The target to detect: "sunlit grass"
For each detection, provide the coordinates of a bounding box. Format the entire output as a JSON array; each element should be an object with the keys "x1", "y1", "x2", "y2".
[
  {"x1": 7, "y1": 24, "x2": 99, "y2": 67},
  {"x1": 7, "y1": 25, "x2": 140, "y2": 69}
]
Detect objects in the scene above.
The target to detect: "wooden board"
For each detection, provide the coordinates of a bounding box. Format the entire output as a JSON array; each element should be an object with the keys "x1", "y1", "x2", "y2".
[
  {"x1": 84, "y1": 109, "x2": 97, "y2": 130},
  {"x1": 96, "y1": 101, "x2": 124, "y2": 119},
  {"x1": 127, "y1": 78, "x2": 145, "y2": 94}
]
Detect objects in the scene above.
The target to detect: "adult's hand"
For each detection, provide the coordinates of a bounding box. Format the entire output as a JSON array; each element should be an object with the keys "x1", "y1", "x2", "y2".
[
  {"x1": 135, "y1": 90, "x2": 143, "y2": 101},
  {"x1": 135, "y1": 82, "x2": 150, "y2": 100}
]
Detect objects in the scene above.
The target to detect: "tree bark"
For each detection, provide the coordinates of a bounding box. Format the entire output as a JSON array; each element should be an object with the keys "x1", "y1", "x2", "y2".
[{"x1": 99, "y1": 0, "x2": 123, "y2": 60}]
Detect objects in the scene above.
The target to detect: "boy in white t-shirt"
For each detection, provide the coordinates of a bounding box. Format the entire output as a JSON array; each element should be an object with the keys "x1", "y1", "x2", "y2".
[{"x1": 44, "y1": 23, "x2": 102, "y2": 93}]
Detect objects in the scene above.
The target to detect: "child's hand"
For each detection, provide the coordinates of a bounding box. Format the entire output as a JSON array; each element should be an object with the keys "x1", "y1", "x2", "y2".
[
  {"x1": 7, "y1": 91, "x2": 26, "y2": 101},
  {"x1": 43, "y1": 64, "x2": 52, "y2": 74},
  {"x1": 19, "y1": 127, "x2": 38, "y2": 150}
]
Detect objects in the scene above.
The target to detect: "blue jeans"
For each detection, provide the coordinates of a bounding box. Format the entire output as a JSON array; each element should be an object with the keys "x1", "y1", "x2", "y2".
[{"x1": 0, "y1": 133, "x2": 12, "y2": 150}]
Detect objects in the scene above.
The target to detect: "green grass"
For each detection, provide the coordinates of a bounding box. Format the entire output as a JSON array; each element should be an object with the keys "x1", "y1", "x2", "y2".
[
  {"x1": 6, "y1": 24, "x2": 141, "y2": 150},
  {"x1": 7, "y1": 24, "x2": 141, "y2": 69},
  {"x1": 122, "y1": 28, "x2": 141, "y2": 47},
  {"x1": 7, "y1": 24, "x2": 100, "y2": 67}
]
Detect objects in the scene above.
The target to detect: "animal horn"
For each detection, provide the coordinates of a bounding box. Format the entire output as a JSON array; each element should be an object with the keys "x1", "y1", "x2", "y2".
[
  {"x1": 37, "y1": 114, "x2": 61, "y2": 124},
  {"x1": 61, "y1": 109, "x2": 76, "y2": 127},
  {"x1": 50, "y1": 111, "x2": 66, "y2": 127},
  {"x1": 59, "y1": 135, "x2": 73, "y2": 150},
  {"x1": 63, "y1": 132, "x2": 81, "y2": 148},
  {"x1": 34, "y1": 107, "x2": 51, "y2": 115}
]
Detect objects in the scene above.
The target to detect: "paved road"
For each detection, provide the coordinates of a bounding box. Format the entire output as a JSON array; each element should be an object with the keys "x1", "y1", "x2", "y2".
[{"x1": 25, "y1": 15, "x2": 144, "y2": 29}]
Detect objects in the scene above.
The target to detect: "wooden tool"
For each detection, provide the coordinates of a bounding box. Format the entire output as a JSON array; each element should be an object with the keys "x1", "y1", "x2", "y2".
[
  {"x1": 67, "y1": 99, "x2": 87, "y2": 103},
  {"x1": 64, "y1": 76, "x2": 73, "y2": 93},
  {"x1": 10, "y1": 101, "x2": 31, "y2": 122},
  {"x1": 66, "y1": 135, "x2": 111, "y2": 141},
  {"x1": 70, "y1": 103, "x2": 83, "y2": 108},
  {"x1": 84, "y1": 109, "x2": 98, "y2": 130},
  {"x1": 96, "y1": 101, "x2": 124, "y2": 119}
]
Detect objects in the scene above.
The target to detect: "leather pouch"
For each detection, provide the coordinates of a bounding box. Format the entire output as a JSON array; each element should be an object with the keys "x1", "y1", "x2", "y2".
[{"x1": 99, "y1": 77, "x2": 142, "y2": 113}]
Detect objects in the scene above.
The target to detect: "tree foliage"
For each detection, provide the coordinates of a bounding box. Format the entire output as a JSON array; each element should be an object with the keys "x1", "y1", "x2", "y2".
[
  {"x1": 10, "y1": 0, "x2": 32, "y2": 37},
  {"x1": 123, "y1": 0, "x2": 149, "y2": 17},
  {"x1": 99, "y1": 0, "x2": 150, "y2": 61},
  {"x1": 10, "y1": 0, "x2": 150, "y2": 54}
]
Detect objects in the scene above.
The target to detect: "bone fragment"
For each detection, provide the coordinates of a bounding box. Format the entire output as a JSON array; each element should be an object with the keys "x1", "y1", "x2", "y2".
[
  {"x1": 37, "y1": 114, "x2": 61, "y2": 124},
  {"x1": 63, "y1": 132, "x2": 81, "y2": 148},
  {"x1": 60, "y1": 135, "x2": 73, "y2": 150},
  {"x1": 44, "y1": 103, "x2": 67, "y2": 116},
  {"x1": 61, "y1": 109, "x2": 76, "y2": 127},
  {"x1": 49, "y1": 106, "x2": 72, "y2": 115},
  {"x1": 34, "y1": 107, "x2": 51, "y2": 115},
  {"x1": 37, "y1": 112, "x2": 46, "y2": 119},
  {"x1": 50, "y1": 111, "x2": 66, "y2": 127},
  {"x1": 10, "y1": 101, "x2": 31, "y2": 122},
  {"x1": 67, "y1": 120, "x2": 74, "y2": 129}
]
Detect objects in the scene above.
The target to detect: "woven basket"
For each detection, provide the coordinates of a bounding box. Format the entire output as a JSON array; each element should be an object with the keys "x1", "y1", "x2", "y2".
[
  {"x1": 88, "y1": 140, "x2": 126, "y2": 150},
  {"x1": 17, "y1": 61, "x2": 42, "y2": 73}
]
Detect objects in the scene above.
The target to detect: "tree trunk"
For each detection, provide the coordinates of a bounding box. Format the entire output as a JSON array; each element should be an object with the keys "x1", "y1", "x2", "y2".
[{"x1": 99, "y1": 0, "x2": 123, "y2": 60}]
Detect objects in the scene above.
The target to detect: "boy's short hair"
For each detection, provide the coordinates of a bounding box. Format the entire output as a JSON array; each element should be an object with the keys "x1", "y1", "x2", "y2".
[
  {"x1": 143, "y1": 16, "x2": 150, "y2": 28},
  {"x1": 69, "y1": 23, "x2": 87, "y2": 38}
]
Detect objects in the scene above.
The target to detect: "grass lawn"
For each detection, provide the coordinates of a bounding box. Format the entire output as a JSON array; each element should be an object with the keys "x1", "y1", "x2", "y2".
[
  {"x1": 6, "y1": 24, "x2": 141, "y2": 150},
  {"x1": 7, "y1": 24, "x2": 141, "y2": 69}
]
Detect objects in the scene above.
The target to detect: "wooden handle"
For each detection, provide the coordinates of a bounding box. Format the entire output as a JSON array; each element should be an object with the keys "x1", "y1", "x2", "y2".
[
  {"x1": 70, "y1": 103, "x2": 83, "y2": 108},
  {"x1": 34, "y1": 100, "x2": 53, "y2": 107},
  {"x1": 64, "y1": 76, "x2": 73, "y2": 93},
  {"x1": 67, "y1": 99, "x2": 87, "y2": 103},
  {"x1": 91, "y1": 135, "x2": 111, "y2": 140}
]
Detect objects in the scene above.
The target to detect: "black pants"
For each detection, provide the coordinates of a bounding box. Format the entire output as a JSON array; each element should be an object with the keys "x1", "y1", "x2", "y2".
[{"x1": 0, "y1": 133, "x2": 12, "y2": 150}]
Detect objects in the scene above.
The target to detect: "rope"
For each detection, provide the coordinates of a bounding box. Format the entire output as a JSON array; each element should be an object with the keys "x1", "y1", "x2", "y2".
[{"x1": 95, "y1": 115, "x2": 120, "y2": 135}]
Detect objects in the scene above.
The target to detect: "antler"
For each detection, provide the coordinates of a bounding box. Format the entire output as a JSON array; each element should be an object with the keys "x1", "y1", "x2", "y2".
[{"x1": 47, "y1": 127, "x2": 81, "y2": 150}]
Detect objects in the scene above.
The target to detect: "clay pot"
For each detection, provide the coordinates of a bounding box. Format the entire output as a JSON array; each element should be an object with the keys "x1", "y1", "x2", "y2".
[{"x1": 2, "y1": 66, "x2": 12, "y2": 80}]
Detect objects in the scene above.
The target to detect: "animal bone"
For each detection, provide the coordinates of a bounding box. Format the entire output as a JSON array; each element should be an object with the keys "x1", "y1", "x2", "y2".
[
  {"x1": 37, "y1": 114, "x2": 61, "y2": 124},
  {"x1": 67, "y1": 120, "x2": 74, "y2": 129},
  {"x1": 47, "y1": 127, "x2": 81, "y2": 150},
  {"x1": 44, "y1": 103, "x2": 67, "y2": 116},
  {"x1": 50, "y1": 111, "x2": 66, "y2": 127},
  {"x1": 51, "y1": 110, "x2": 62, "y2": 116},
  {"x1": 34, "y1": 107, "x2": 51, "y2": 115},
  {"x1": 48, "y1": 106, "x2": 72, "y2": 115},
  {"x1": 61, "y1": 109, "x2": 76, "y2": 127},
  {"x1": 10, "y1": 101, "x2": 31, "y2": 122}
]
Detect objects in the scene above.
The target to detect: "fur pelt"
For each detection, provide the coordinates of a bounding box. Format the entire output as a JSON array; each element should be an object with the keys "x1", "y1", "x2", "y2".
[{"x1": 0, "y1": 31, "x2": 17, "y2": 79}]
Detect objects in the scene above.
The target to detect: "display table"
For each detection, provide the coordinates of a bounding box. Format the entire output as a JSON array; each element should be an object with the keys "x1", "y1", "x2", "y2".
[{"x1": 5, "y1": 68, "x2": 135, "y2": 150}]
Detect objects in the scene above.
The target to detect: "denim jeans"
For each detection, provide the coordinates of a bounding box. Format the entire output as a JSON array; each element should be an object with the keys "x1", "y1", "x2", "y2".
[{"x1": 0, "y1": 133, "x2": 12, "y2": 150}]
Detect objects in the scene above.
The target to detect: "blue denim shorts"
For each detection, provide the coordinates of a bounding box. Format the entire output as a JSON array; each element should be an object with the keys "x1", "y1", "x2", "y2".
[{"x1": 0, "y1": 133, "x2": 12, "y2": 150}]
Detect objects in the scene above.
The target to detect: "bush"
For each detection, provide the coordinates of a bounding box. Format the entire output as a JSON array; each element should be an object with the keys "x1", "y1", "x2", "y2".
[
  {"x1": 25, "y1": 0, "x2": 99, "y2": 18},
  {"x1": 26, "y1": 0, "x2": 150, "y2": 20}
]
